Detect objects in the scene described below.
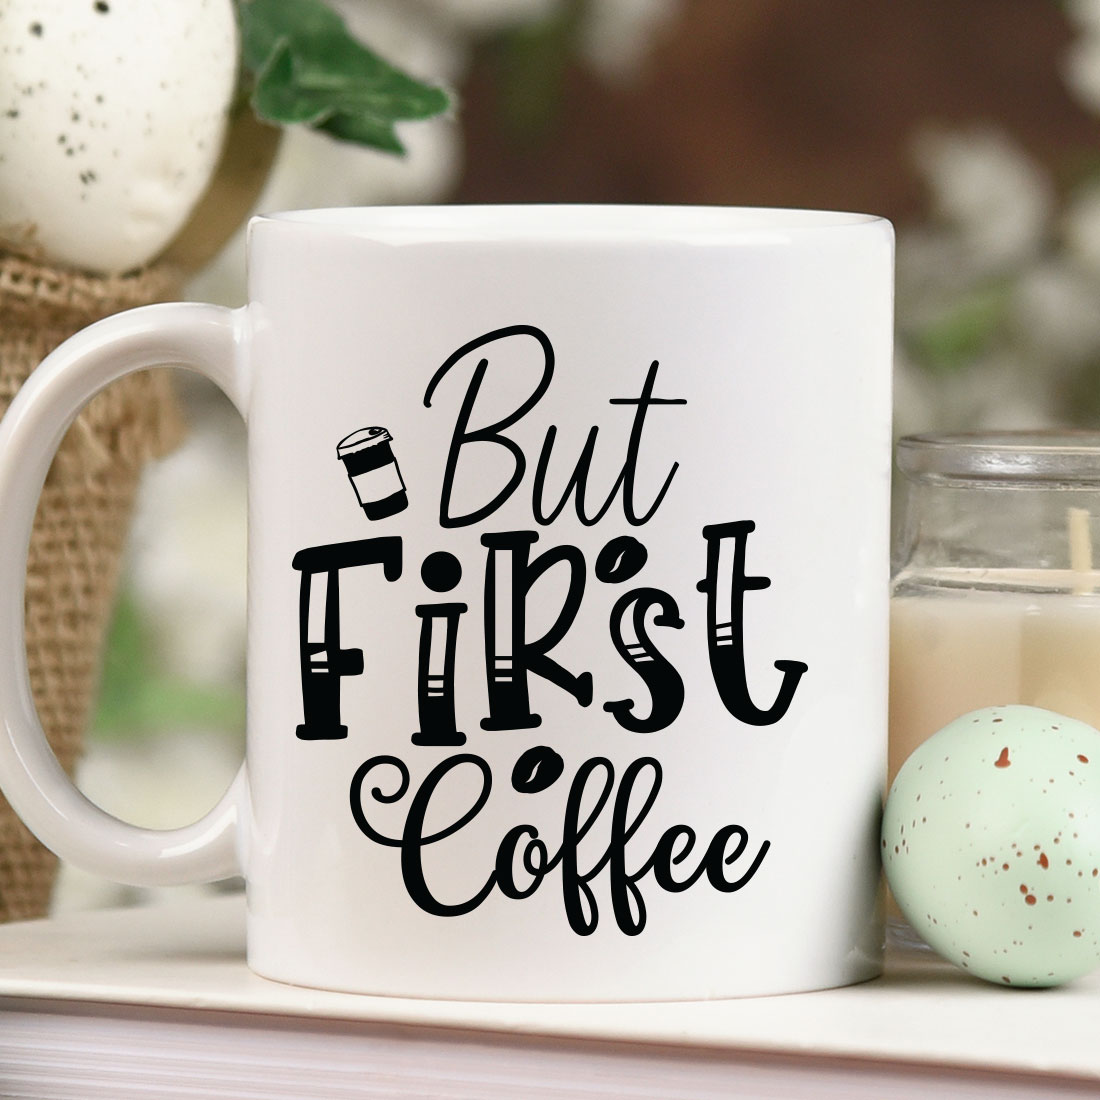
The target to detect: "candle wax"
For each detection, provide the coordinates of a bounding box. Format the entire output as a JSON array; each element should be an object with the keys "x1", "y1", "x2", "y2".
[{"x1": 889, "y1": 583, "x2": 1100, "y2": 788}]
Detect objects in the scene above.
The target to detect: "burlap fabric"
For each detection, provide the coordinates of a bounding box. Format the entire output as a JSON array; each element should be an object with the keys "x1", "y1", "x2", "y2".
[{"x1": 0, "y1": 252, "x2": 185, "y2": 921}]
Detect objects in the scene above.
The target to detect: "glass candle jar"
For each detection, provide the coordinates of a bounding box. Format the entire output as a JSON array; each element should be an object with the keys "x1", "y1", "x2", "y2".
[{"x1": 889, "y1": 431, "x2": 1100, "y2": 787}]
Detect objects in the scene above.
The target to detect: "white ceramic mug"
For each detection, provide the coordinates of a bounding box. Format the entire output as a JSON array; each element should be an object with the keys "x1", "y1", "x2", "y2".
[{"x1": 0, "y1": 206, "x2": 893, "y2": 1001}]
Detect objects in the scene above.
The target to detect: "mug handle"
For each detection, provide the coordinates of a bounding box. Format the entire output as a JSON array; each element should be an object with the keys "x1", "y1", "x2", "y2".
[{"x1": 0, "y1": 301, "x2": 247, "y2": 886}]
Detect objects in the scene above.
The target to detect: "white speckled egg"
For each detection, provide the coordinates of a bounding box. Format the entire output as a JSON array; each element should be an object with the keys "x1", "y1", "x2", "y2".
[
  {"x1": 884, "y1": 705, "x2": 1100, "y2": 987},
  {"x1": 0, "y1": 0, "x2": 237, "y2": 274}
]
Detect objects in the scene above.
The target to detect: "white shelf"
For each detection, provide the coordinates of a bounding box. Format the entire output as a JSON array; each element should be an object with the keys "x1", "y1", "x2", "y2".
[{"x1": 0, "y1": 894, "x2": 1096, "y2": 1087}]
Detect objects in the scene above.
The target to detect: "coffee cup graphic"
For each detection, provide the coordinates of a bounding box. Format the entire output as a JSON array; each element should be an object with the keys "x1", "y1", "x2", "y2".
[{"x1": 337, "y1": 426, "x2": 408, "y2": 520}]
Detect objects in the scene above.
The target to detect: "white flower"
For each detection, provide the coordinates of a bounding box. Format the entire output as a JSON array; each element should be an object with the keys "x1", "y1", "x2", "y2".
[
  {"x1": 1063, "y1": 185, "x2": 1100, "y2": 274},
  {"x1": 1063, "y1": 0, "x2": 1100, "y2": 113},
  {"x1": 413, "y1": 0, "x2": 563, "y2": 33},
  {"x1": 1064, "y1": 0, "x2": 1100, "y2": 33},
  {"x1": 911, "y1": 128, "x2": 1052, "y2": 275},
  {"x1": 1064, "y1": 33, "x2": 1100, "y2": 112},
  {"x1": 579, "y1": 0, "x2": 680, "y2": 81},
  {"x1": 1012, "y1": 259, "x2": 1100, "y2": 366},
  {"x1": 930, "y1": 354, "x2": 1059, "y2": 433},
  {"x1": 258, "y1": 117, "x2": 461, "y2": 214},
  {"x1": 331, "y1": 0, "x2": 468, "y2": 84},
  {"x1": 187, "y1": 115, "x2": 462, "y2": 306},
  {"x1": 896, "y1": 225, "x2": 984, "y2": 318}
]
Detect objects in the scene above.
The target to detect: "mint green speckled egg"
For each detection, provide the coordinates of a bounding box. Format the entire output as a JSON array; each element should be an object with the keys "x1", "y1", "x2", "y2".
[{"x1": 883, "y1": 705, "x2": 1100, "y2": 987}]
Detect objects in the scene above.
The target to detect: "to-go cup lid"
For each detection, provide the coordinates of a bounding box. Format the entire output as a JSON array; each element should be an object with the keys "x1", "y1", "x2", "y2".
[{"x1": 337, "y1": 426, "x2": 392, "y2": 456}]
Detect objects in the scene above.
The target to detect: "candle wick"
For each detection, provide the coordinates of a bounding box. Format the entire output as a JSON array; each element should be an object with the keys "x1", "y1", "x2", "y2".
[{"x1": 1068, "y1": 506, "x2": 1093, "y2": 594}]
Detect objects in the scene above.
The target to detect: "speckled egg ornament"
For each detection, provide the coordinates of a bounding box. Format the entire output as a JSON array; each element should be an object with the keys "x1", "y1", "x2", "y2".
[
  {"x1": 0, "y1": 0, "x2": 237, "y2": 274},
  {"x1": 883, "y1": 705, "x2": 1100, "y2": 987}
]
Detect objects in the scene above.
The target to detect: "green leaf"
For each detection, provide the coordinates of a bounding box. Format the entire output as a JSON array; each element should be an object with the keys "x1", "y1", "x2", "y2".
[
  {"x1": 237, "y1": 0, "x2": 450, "y2": 155},
  {"x1": 902, "y1": 281, "x2": 1013, "y2": 376},
  {"x1": 238, "y1": 0, "x2": 346, "y2": 73}
]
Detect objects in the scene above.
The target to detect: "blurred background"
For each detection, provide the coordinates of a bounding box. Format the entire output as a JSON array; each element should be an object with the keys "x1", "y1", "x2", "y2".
[{"x1": 55, "y1": 0, "x2": 1100, "y2": 909}]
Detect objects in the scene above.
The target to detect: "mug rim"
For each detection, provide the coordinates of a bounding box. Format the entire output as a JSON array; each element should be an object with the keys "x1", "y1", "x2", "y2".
[{"x1": 249, "y1": 203, "x2": 889, "y2": 243}]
